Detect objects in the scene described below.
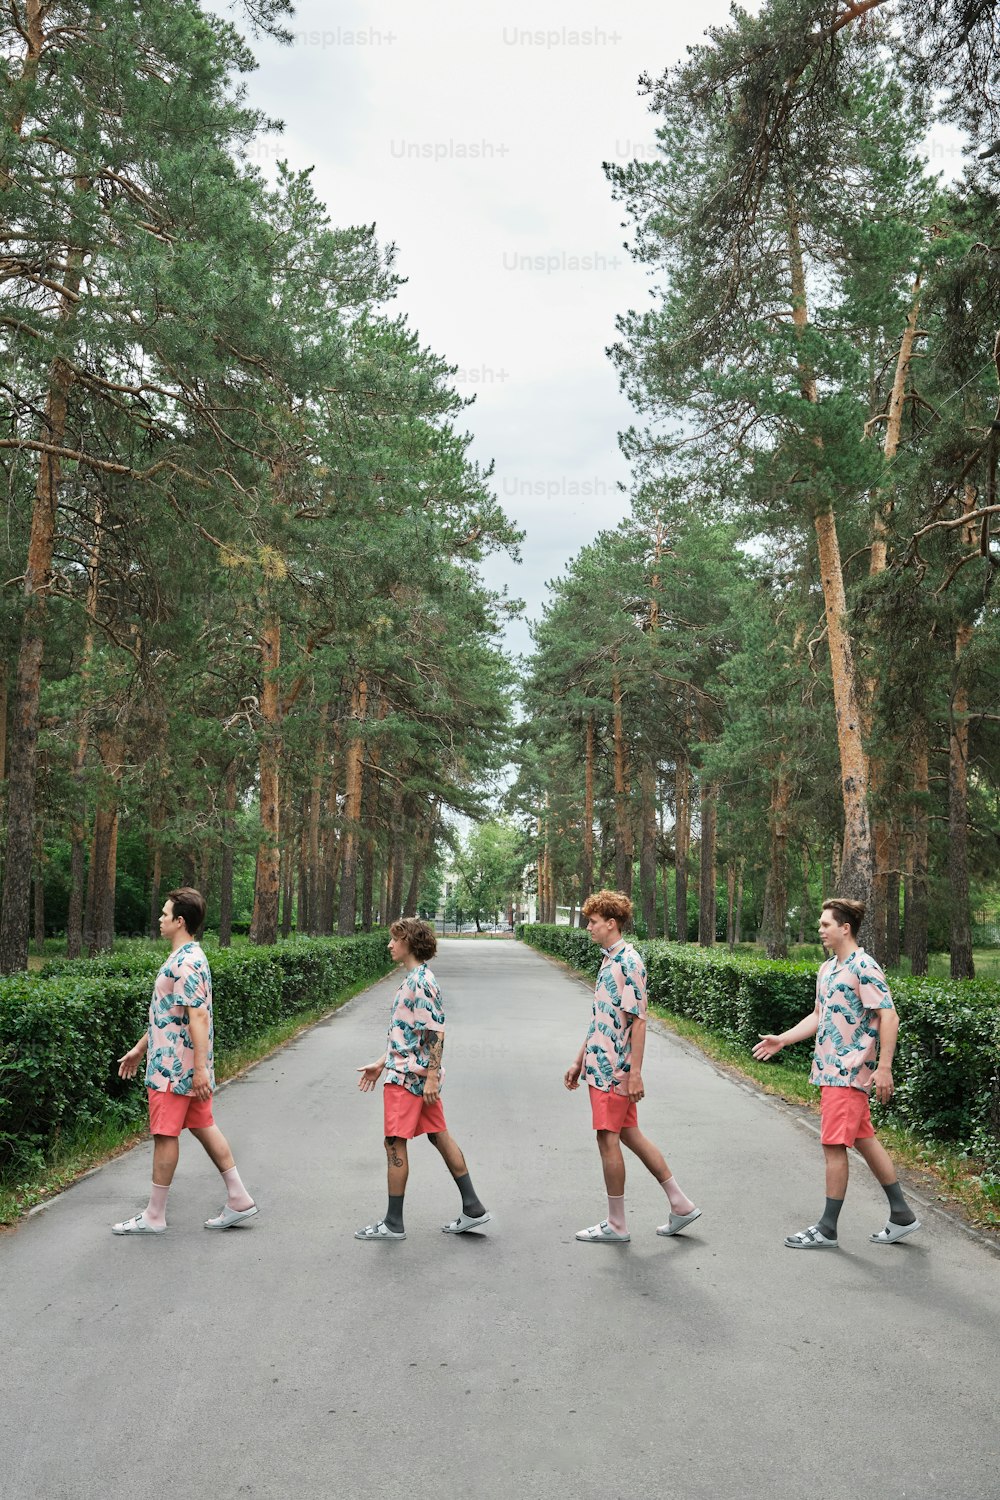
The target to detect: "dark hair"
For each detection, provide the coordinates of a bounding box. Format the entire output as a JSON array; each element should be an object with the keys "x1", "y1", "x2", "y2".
[
  {"x1": 581, "y1": 889, "x2": 633, "y2": 927},
  {"x1": 166, "y1": 887, "x2": 206, "y2": 937},
  {"x1": 390, "y1": 918, "x2": 437, "y2": 962},
  {"x1": 822, "y1": 898, "x2": 865, "y2": 938}
]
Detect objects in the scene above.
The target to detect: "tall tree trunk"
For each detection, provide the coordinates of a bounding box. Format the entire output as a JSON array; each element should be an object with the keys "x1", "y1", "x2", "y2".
[
  {"x1": 788, "y1": 205, "x2": 872, "y2": 929},
  {"x1": 949, "y1": 620, "x2": 975, "y2": 979},
  {"x1": 761, "y1": 769, "x2": 791, "y2": 958},
  {"x1": 337, "y1": 677, "x2": 368, "y2": 935},
  {"x1": 735, "y1": 859, "x2": 745, "y2": 945},
  {"x1": 218, "y1": 765, "x2": 236, "y2": 947},
  {"x1": 674, "y1": 747, "x2": 691, "y2": 942},
  {"x1": 250, "y1": 614, "x2": 282, "y2": 946},
  {"x1": 698, "y1": 778, "x2": 716, "y2": 947},
  {"x1": 579, "y1": 713, "x2": 595, "y2": 924},
  {"x1": 33, "y1": 817, "x2": 45, "y2": 949},
  {"x1": 306, "y1": 708, "x2": 326, "y2": 935},
  {"x1": 318, "y1": 723, "x2": 342, "y2": 935},
  {"x1": 89, "y1": 727, "x2": 123, "y2": 955},
  {"x1": 905, "y1": 722, "x2": 929, "y2": 976},
  {"x1": 146, "y1": 804, "x2": 164, "y2": 941},
  {"x1": 612, "y1": 673, "x2": 633, "y2": 894},
  {"x1": 727, "y1": 862, "x2": 737, "y2": 950},
  {"x1": 639, "y1": 759, "x2": 657, "y2": 937},
  {"x1": 298, "y1": 795, "x2": 310, "y2": 937}
]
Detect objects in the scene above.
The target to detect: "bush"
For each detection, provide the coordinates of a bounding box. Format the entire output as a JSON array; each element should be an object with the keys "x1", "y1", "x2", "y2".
[
  {"x1": 0, "y1": 934, "x2": 393, "y2": 1173},
  {"x1": 518, "y1": 925, "x2": 1000, "y2": 1169}
]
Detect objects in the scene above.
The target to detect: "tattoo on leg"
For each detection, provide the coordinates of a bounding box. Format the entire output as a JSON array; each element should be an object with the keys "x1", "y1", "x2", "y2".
[{"x1": 385, "y1": 1136, "x2": 404, "y2": 1169}]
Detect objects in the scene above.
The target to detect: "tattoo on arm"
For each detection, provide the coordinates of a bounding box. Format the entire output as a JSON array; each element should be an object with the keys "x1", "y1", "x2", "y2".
[{"x1": 426, "y1": 1032, "x2": 444, "y2": 1078}]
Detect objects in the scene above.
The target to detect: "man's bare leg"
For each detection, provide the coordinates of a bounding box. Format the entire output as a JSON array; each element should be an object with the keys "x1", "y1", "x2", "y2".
[
  {"x1": 427, "y1": 1130, "x2": 487, "y2": 1220},
  {"x1": 620, "y1": 1125, "x2": 696, "y2": 1215},
  {"x1": 384, "y1": 1135, "x2": 408, "y2": 1231},
  {"x1": 189, "y1": 1124, "x2": 254, "y2": 1210}
]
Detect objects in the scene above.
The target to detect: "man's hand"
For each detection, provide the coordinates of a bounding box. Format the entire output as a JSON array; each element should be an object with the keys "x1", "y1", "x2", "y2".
[
  {"x1": 192, "y1": 1066, "x2": 212, "y2": 1102},
  {"x1": 423, "y1": 1071, "x2": 442, "y2": 1107},
  {"x1": 356, "y1": 1060, "x2": 384, "y2": 1093},
  {"x1": 626, "y1": 1068, "x2": 644, "y2": 1102},
  {"x1": 117, "y1": 1046, "x2": 144, "y2": 1081},
  {"x1": 752, "y1": 1034, "x2": 784, "y2": 1061},
  {"x1": 873, "y1": 1065, "x2": 894, "y2": 1106},
  {"x1": 564, "y1": 1061, "x2": 582, "y2": 1091}
]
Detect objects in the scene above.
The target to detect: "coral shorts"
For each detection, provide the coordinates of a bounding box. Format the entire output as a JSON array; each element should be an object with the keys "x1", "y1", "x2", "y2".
[
  {"x1": 383, "y1": 1082, "x2": 447, "y2": 1139},
  {"x1": 589, "y1": 1085, "x2": 638, "y2": 1133},
  {"x1": 148, "y1": 1085, "x2": 215, "y2": 1137},
  {"x1": 820, "y1": 1085, "x2": 875, "y2": 1147}
]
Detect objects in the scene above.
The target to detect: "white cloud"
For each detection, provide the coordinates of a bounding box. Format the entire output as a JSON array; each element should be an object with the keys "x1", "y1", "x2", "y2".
[{"x1": 246, "y1": 0, "x2": 744, "y2": 655}]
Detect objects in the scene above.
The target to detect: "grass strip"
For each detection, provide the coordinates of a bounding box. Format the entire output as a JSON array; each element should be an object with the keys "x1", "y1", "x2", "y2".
[{"x1": 0, "y1": 971, "x2": 380, "y2": 1229}]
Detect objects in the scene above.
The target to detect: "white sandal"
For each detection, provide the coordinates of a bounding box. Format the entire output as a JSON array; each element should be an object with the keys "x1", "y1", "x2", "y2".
[
  {"x1": 784, "y1": 1223, "x2": 838, "y2": 1249},
  {"x1": 112, "y1": 1213, "x2": 165, "y2": 1236},
  {"x1": 656, "y1": 1207, "x2": 702, "y2": 1236},
  {"x1": 442, "y1": 1210, "x2": 492, "y2": 1234},
  {"x1": 871, "y1": 1219, "x2": 921, "y2": 1244},
  {"x1": 354, "y1": 1219, "x2": 406, "y2": 1241},
  {"x1": 575, "y1": 1220, "x2": 630, "y2": 1243}
]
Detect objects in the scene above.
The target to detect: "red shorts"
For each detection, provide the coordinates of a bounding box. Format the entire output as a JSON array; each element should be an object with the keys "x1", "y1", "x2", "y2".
[
  {"x1": 589, "y1": 1085, "x2": 638, "y2": 1133},
  {"x1": 147, "y1": 1085, "x2": 215, "y2": 1137},
  {"x1": 383, "y1": 1082, "x2": 447, "y2": 1139},
  {"x1": 820, "y1": 1085, "x2": 875, "y2": 1146}
]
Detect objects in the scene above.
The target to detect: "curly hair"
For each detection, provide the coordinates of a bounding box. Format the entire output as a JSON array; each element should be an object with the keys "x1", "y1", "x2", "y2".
[
  {"x1": 390, "y1": 917, "x2": 437, "y2": 962},
  {"x1": 580, "y1": 889, "x2": 633, "y2": 927}
]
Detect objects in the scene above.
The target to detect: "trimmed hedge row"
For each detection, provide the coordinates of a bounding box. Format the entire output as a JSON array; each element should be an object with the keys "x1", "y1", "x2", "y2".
[
  {"x1": 518, "y1": 925, "x2": 1000, "y2": 1170},
  {"x1": 0, "y1": 935, "x2": 394, "y2": 1173}
]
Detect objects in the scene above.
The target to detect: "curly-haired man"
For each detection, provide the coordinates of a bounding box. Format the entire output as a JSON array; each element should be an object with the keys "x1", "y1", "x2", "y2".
[
  {"x1": 354, "y1": 918, "x2": 490, "y2": 1241},
  {"x1": 564, "y1": 889, "x2": 701, "y2": 1244}
]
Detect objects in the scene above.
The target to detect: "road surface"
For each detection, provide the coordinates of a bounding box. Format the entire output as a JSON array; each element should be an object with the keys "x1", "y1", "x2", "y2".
[{"x1": 3, "y1": 940, "x2": 997, "y2": 1500}]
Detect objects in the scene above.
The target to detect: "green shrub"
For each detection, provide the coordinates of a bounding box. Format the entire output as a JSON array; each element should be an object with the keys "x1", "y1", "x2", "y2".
[
  {"x1": 518, "y1": 925, "x2": 1000, "y2": 1169},
  {"x1": 0, "y1": 934, "x2": 393, "y2": 1173}
]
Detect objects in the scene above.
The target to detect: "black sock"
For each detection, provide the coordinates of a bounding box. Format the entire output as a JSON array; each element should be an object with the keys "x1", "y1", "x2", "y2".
[
  {"x1": 817, "y1": 1197, "x2": 843, "y2": 1239},
  {"x1": 883, "y1": 1180, "x2": 916, "y2": 1225},
  {"x1": 454, "y1": 1172, "x2": 486, "y2": 1218},
  {"x1": 384, "y1": 1194, "x2": 405, "y2": 1233}
]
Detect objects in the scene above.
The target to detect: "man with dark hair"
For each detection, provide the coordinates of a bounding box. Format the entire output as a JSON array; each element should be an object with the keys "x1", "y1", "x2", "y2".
[
  {"x1": 354, "y1": 918, "x2": 490, "y2": 1241},
  {"x1": 753, "y1": 897, "x2": 920, "y2": 1248},
  {"x1": 112, "y1": 889, "x2": 258, "y2": 1235},
  {"x1": 565, "y1": 889, "x2": 701, "y2": 1244}
]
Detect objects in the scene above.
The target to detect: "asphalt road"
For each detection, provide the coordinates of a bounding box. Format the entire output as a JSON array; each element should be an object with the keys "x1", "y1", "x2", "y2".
[{"x1": 3, "y1": 940, "x2": 998, "y2": 1500}]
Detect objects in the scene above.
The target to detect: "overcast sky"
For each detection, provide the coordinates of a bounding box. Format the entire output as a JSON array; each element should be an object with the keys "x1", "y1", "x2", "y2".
[{"x1": 243, "y1": 0, "x2": 745, "y2": 659}]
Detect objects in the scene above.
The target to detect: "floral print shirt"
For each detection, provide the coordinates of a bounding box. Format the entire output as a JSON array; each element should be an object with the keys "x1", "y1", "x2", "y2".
[
  {"x1": 585, "y1": 940, "x2": 647, "y2": 1095},
  {"x1": 810, "y1": 947, "x2": 895, "y2": 1094},
  {"x1": 145, "y1": 941, "x2": 215, "y2": 1096},
  {"x1": 384, "y1": 964, "x2": 446, "y2": 1098}
]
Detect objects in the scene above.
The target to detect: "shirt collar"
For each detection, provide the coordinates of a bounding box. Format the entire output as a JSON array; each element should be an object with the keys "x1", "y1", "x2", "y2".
[{"x1": 601, "y1": 939, "x2": 627, "y2": 958}]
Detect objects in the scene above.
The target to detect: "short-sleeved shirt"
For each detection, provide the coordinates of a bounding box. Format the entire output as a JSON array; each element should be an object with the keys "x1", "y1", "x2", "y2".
[
  {"x1": 584, "y1": 940, "x2": 647, "y2": 1095},
  {"x1": 145, "y1": 941, "x2": 215, "y2": 1096},
  {"x1": 810, "y1": 947, "x2": 895, "y2": 1094},
  {"x1": 384, "y1": 964, "x2": 446, "y2": 1097}
]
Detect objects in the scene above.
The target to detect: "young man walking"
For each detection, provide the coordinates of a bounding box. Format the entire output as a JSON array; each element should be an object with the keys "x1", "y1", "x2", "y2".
[
  {"x1": 752, "y1": 897, "x2": 921, "y2": 1249},
  {"x1": 113, "y1": 888, "x2": 258, "y2": 1235},
  {"x1": 355, "y1": 918, "x2": 490, "y2": 1241},
  {"x1": 564, "y1": 889, "x2": 701, "y2": 1243}
]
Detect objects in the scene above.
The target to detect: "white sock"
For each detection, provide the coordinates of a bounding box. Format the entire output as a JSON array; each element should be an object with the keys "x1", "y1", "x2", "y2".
[
  {"x1": 661, "y1": 1175, "x2": 695, "y2": 1215},
  {"x1": 607, "y1": 1194, "x2": 627, "y2": 1233},
  {"x1": 222, "y1": 1165, "x2": 254, "y2": 1210},
  {"x1": 145, "y1": 1182, "x2": 170, "y2": 1226}
]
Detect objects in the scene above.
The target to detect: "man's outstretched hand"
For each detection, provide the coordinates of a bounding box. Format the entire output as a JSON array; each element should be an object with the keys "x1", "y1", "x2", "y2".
[
  {"x1": 752, "y1": 1034, "x2": 784, "y2": 1061},
  {"x1": 117, "y1": 1047, "x2": 143, "y2": 1080},
  {"x1": 356, "y1": 1060, "x2": 385, "y2": 1093}
]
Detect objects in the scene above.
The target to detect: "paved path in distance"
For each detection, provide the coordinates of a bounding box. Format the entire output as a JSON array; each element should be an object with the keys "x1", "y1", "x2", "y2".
[{"x1": 3, "y1": 940, "x2": 997, "y2": 1500}]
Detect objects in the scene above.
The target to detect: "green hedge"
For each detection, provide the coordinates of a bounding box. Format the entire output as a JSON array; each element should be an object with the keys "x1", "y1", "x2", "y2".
[
  {"x1": 0, "y1": 935, "x2": 394, "y2": 1173},
  {"x1": 518, "y1": 925, "x2": 1000, "y2": 1170}
]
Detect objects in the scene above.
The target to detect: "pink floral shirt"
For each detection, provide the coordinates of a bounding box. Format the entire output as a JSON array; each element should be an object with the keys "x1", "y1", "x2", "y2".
[
  {"x1": 145, "y1": 941, "x2": 215, "y2": 1096},
  {"x1": 810, "y1": 947, "x2": 895, "y2": 1094},
  {"x1": 584, "y1": 940, "x2": 647, "y2": 1095}
]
